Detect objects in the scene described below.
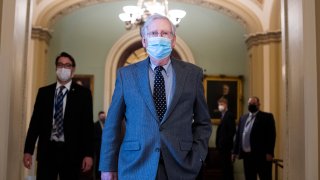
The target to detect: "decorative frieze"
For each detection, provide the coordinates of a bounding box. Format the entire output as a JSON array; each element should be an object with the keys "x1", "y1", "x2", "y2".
[
  {"x1": 176, "y1": 0, "x2": 249, "y2": 31},
  {"x1": 245, "y1": 30, "x2": 281, "y2": 49},
  {"x1": 31, "y1": 26, "x2": 52, "y2": 44},
  {"x1": 47, "y1": 0, "x2": 249, "y2": 31}
]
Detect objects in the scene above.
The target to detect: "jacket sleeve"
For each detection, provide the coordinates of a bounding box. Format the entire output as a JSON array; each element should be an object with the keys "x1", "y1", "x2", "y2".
[
  {"x1": 233, "y1": 116, "x2": 243, "y2": 155},
  {"x1": 81, "y1": 88, "x2": 94, "y2": 158},
  {"x1": 99, "y1": 70, "x2": 126, "y2": 172},
  {"x1": 266, "y1": 113, "x2": 276, "y2": 156},
  {"x1": 24, "y1": 88, "x2": 43, "y2": 154},
  {"x1": 192, "y1": 68, "x2": 212, "y2": 162}
]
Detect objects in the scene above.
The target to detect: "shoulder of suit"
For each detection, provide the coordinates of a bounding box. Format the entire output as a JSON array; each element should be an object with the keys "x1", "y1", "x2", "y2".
[
  {"x1": 226, "y1": 110, "x2": 235, "y2": 118},
  {"x1": 38, "y1": 82, "x2": 56, "y2": 91},
  {"x1": 257, "y1": 111, "x2": 273, "y2": 116},
  {"x1": 119, "y1": 58, "x2": 149, "y2": 71},
  {"x1": 172, "y1": 58, "x2": 202, "y2": 72},
  {"x1": 71, "y1": 82, "x2": 92, "y2": 93}
]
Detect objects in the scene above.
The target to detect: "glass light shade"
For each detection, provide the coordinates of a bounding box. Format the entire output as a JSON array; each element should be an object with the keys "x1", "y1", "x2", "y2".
[
  {"x1": 123, "y1": 6, "x2": 141, "y2": 14},
  {"x1": 119, "y1": 13, "x2": 131, "y2": 22},
  {"x1": 168, "y1": 9, "x2": 186, "y2": 25},
  {"x1": 119, "y1": 1, "x2": 186, "y2": 29},
  {"x1": 168, "y1": 9, "x2": 186, "y2": 19},
  {"x1": 144, "y1": 2, "x2": 165, "y2": 15}
]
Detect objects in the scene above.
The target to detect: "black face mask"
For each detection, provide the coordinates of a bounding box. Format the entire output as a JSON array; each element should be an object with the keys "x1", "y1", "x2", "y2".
[{"x1": 248, "y1": 104, "x2": 258, "y2": 113}]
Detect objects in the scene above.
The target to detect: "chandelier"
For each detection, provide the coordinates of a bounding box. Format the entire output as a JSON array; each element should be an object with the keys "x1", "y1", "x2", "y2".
[{"x1": 119, "y1": 0, "x2": 186, "y2": 30}]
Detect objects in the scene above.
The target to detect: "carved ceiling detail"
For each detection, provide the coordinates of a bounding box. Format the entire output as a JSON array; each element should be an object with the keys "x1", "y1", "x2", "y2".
[
  {"x1": 245, "y1": 30, "x2": 281, "y2": 49},
  {"x1": 47, "y1": 0, "x2": 249, "y2": 31},
  {"x1": 31, "y1": 26, "x2": 52, "y2": 44}
]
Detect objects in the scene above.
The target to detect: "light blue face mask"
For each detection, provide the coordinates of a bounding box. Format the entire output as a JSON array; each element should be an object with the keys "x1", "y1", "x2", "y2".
[{"x1": 146, "y1": 37, "x2": 172, "y2": 60}]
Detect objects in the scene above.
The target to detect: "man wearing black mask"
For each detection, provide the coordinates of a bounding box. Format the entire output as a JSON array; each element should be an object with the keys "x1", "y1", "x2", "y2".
[{"x1": 232, "y1": 96, "x2": 276, "y2": 180}]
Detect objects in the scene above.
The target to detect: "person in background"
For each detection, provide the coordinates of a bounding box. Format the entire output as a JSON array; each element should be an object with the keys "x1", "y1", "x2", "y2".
[
  {"x1": 94, "y1": 111, "x2": 106, "y2": 180},
  {"x1": 215, "y1": 97, "x2": 236, "y2": 180},
  {"x1": 232, "y1": 96, "x2": 276, "y2": 180},
  {"x1": 23, "y1": 52, "x2": 94, "y2": 180},
  {"x1": 99, "y1": 14, "x2": 212, "y2": 180}
]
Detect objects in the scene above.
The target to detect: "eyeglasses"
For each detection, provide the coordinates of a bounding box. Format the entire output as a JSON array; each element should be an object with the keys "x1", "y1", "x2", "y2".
[
  {"x1": 56, "y1": 63, "x2": 73, "y2": 69},
  {"x1": 147, "y1": 31, "x2": 173, "y2": 38}
]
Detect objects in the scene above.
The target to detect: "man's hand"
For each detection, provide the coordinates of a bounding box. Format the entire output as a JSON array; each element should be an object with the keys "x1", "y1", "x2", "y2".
[
  {"x1": 23, "y1": 153, "x2": 33, "y2": 169},
  {"x1": 266, "y1": 154, "x2": 273, "y2": 161},
  {"x1": 101, "y1": 172, "x2": 118, "y2": 180},
  {"x1": 82, "y1": 156, "x2": 93, "y2": 172}
]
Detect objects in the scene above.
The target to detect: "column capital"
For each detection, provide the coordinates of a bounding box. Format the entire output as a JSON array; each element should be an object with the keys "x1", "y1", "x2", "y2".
[
  {"x1": 245, "y1": 30, "x2": 281, "y2": 49},
  {"x1": 31, "y1": 26, "x2": 52, "y2": 44}
]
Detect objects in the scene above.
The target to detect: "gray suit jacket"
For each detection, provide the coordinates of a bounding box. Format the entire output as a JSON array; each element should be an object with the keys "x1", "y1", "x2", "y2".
[{"x1": 99, "y1": 58, "x2": 212, "y2": 180}]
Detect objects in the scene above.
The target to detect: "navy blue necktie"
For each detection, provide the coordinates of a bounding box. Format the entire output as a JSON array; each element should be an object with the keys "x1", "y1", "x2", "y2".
[
  {"x1": 153, "y1": 66, "x2": 167, "y2": 122},
  {"x1": 54, "y1": 86, "x2": 66, "y2": 137}
]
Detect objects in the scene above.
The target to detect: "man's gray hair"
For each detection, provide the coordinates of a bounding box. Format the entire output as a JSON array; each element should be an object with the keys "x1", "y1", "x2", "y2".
[{"x1": 140, "y1": 13, "x2": 176, "y2": 38}]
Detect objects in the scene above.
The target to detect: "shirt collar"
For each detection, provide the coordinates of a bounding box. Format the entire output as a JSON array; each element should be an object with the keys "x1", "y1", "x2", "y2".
[
  {"x1": 150, "y1": 59, "x2": 171, "y2": 73},
  {"x1": 249, "y1": 111, "x2": 259, "y2": 117},
  {"x1": 56, "y1": 80, "x2": 72, "y2": 91}
]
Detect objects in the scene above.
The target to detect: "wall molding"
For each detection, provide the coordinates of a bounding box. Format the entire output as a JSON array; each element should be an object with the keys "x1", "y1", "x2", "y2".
[
  {"x1": 245, "y1": 30, "x2": 281, "y2": 49},
  {"x1": 31, "y1": 26, "x2": 52, "y2": 44}
]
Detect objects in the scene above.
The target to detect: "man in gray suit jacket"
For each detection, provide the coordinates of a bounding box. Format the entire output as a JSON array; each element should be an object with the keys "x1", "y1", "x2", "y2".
[{"x1": 99, "y1": 14, "x2": 212, "y2": 180}]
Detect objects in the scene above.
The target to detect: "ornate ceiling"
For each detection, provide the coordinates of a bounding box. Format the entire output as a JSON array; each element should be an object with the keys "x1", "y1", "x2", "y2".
[{"x1": 32, "y1": 0, "x2": 279, "y2": 33}]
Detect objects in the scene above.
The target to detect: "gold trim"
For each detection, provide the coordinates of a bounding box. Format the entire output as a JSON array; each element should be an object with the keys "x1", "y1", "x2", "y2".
[{"x1": 203, "y1": 75, "x2": 244, "y2": 125}]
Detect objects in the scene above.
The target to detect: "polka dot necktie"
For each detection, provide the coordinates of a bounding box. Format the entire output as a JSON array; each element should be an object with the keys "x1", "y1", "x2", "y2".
[
  {"x1": 54, "y1": 86, "x2": 66, "y2": 137},
  {"x1": 153, "y1": 66, "x2": 167, "y2": 122}
]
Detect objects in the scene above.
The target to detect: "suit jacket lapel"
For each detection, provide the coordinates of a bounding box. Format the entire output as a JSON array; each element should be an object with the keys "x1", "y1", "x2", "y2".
[
  {"x1": 64, "y1": 82, "x2": 76, "y2": 121},
  {"x1": 162, "y1": 59, "x2": 188, "y2": 123},
  {"x1": 48, "y1": 83, "x2": 57, "y2": 124},
  {"x1": 241, "y1": 114, "x2": 250, "y2": 132},
  {"x1": 134, "y1": 58, "x2": 159, "y2": 121}
]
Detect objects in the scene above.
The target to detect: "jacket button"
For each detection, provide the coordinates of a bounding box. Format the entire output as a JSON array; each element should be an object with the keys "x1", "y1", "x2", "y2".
[{"x1": 155, "y1": 148, "x2": 160, "y2": 152}]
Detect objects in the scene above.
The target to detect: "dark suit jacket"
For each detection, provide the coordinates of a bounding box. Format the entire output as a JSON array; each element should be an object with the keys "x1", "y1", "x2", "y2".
[
  {"x1": 94, "y1": 121, "x2": 103, "y2": 158},
  {"x1": 99, "y1": 58, "x2": 212, "y2": 179},
  {"x1": 24, "y1": 82, "x2": 94, "y2": 164},
  {"x1": 233, "y1": 111, "x2": 276, "y2": 158},
  {"x1": 216, "y1": 110, "x2": 236, "y2": 152}
]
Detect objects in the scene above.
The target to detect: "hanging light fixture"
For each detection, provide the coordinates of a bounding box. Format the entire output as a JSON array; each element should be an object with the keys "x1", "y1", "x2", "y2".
[{"x1": 119, "y1": 0, "x2": 186, "y2": 30}]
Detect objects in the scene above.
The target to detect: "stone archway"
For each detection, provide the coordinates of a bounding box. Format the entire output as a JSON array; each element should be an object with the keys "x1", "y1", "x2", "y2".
[{"x1": 30, "y1": 0, "x2": 264, "y2": 110}]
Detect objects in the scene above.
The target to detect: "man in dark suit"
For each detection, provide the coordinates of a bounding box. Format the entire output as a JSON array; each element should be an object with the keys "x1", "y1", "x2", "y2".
[
  {"x1": 99, "y1": 14, "x2": 212, "y2": 180},
  {"x1": 93, "y1": 111, "x2": 106, "y2": 180},
  {"x1": 23, "y1": 52, "x2": 94, "y2": 180},
  {"x1": 216, "y1": 97, "x2": 236, "y2": 180},
  {"x1": 232, "y1": 96, "x2": 276, "y2": 180}
]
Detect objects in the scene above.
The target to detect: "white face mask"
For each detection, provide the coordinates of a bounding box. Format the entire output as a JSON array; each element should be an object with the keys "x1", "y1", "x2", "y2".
[
  {"x1": 218, "y1": 105, "x2": 225, "y2": 112},
  {"x1": 56, "y1": 68, "x2": 72, "y2": 82}
]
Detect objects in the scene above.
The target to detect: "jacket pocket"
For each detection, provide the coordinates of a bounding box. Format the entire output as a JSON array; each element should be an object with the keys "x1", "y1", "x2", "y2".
[
  {"x1": 122, "y1": 141, "x2": 141, "y2": 151},
  {"x1": 179, "y1": 141, "x2": 193, "y2": 151}
]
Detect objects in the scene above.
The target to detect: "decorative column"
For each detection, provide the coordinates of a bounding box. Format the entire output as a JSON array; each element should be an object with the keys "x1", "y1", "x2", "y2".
[
  {"x1": 245, "y1": 30, "x2": 282, "y2": 164},
  {"x1": 30, "y1": 26, "x2": 52, "y2": 90},
  {"x1": 0, "y1": 0, "x2": 32, "y2": 179},
  {"x1": 245, "y1": 30, "x2": 281, "y2": 111},
  {"x1": 22, "y1": 26, "x2": 52, "y2": 179}
]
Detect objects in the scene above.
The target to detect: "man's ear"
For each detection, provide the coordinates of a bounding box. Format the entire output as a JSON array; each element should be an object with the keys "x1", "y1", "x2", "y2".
[
  {"x1": 171, "y1": 36, "x2": 176, "y2": 48},
  {"x1": 142, "y1": 38, "x2": 147, "y2": 48}
]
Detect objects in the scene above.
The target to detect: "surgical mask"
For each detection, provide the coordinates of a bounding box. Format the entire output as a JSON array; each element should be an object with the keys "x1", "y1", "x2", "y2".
[
  {"x1": 146, "y1": 37, "x2": 172, "y2": 60},
  {"x1": 218, "y1": 105, "x2": 225, "y2": 112},
  {"x1": 56, "y1": 68, "x2": 72, "y2": 82},
  {"x1": 248, "y1": 104, "x2": 258, "y2": 113}
]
